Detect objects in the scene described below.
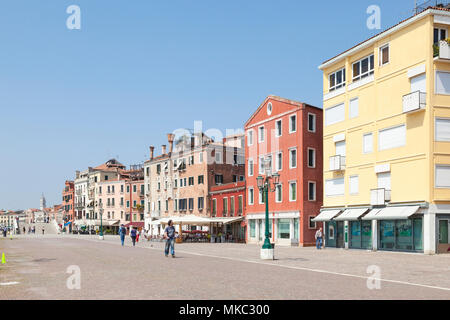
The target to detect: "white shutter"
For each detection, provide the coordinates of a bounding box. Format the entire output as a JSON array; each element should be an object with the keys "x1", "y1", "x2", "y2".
[
  {"x1": 325, "y1": 103, "x2": 345, "y2": 126},
  {"x1": 436, "y1": 165, "x2": 450, "y2": 188},
  {"x1": 363, "y1": 133, "x2": 373, "y2": 153},
  {"x1": 377, "y1": 173, "x2": 391, "y2": 190},
  {"x1": 335, "y1": 141, "x2": 346, "y2": 156},
  {"x1": 325, "y1": 178, "x2": 345, "y2": 196},
  {"x1": 350, "y1": 98, "x2": 359, "y2": 118},
  {"x1": 436, "y1": 71, "x2": 450, "y2": 94},
  {"x1": 436, "y1": 118, "x2": 450, "y2": 142},
  {"x1": 411, "y1": 74, "x2": 426, "y2": 93},
  {"x1": 151, "y1": 202, "x2": 155, "y2": 211},
  {"x1": 379, "y1": 125, "x2": 406, "y2": 151},
  {"x1": 349, "y1": 176, "x2": 359, "y2": 194}
]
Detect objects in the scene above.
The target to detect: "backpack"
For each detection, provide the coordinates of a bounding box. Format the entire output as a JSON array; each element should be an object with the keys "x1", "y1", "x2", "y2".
[{"x1": 120, "y1": 227, "x2": 126, "y2": 235}]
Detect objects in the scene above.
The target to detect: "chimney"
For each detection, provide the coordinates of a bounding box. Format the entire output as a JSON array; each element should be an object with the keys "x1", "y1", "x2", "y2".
[
  {"x1": 162, "y1": 144, "x2": 167, "y2": 155},
  {"x1": 149, "y1": 146, "x2": 155, "y2": 160},
  {"x1": 167, "y1": 133, "x2": 175, "y2": 154},
  {"x1": 76, "y1": 171, "x2": 80, "y2": 179}
]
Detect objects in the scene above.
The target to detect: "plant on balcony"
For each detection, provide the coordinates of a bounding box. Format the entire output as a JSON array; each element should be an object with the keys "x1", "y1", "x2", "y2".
[
  {"x1": 135, "y1": 204, "x2": 144, "y2": 213},
  {"x1": 434, "y1": 43, "x2": 440, "y2": 57}
]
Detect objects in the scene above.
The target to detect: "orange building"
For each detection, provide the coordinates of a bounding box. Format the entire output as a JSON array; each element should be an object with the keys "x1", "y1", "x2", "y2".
[{"x1": 62, "y1": 181, "x2": 75, "y2": 231}]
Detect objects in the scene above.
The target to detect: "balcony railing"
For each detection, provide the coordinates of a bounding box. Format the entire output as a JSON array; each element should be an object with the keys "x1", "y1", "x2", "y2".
[
  {"x1": 434, "y1": 40, "x2": 450, "y2": 60},
  {"x1": 370, "y1": 188, "x2": 391, "y2": 206},
  {"x1": 329, "y1": 155, "x2": 346, "y2": 171},
  {"x1": 403, "y1": 91, "x2": 426, "y2": 114}
]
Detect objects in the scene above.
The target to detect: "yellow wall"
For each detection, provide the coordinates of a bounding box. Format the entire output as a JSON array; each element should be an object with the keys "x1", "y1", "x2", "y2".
[{"x1": 321, "y1": 13, "x2": 450, "y2": 208}]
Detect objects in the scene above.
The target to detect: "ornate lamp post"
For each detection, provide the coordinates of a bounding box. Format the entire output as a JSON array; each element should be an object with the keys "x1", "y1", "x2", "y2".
[
  {"x1": 99, "y1": 207, "x2": 104, "y2": 240},
  {"x1": 256, "y1": 159, "x2": 280, "y2": 260}
]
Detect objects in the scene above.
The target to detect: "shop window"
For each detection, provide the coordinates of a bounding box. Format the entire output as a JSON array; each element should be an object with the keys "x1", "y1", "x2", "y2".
[
  {"x1": 277, "y1": 219, "x2": 290, "y2": 239},
  {"x1": 250, "y1": 220, "x2": 256, "y2": 238}
]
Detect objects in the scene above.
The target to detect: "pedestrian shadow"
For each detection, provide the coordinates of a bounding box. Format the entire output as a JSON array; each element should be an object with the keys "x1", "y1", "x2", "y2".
[{"x1": 31, "y1": 258, "x2": 56, "y2": 263}]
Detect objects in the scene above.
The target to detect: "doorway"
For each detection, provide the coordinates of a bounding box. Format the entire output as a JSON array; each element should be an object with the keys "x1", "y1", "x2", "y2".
[{"x1": 438, "y1": 219, "x2": 450, "y2": 254}]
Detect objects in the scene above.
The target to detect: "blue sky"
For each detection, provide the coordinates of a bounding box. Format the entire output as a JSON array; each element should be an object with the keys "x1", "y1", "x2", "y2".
[{"x1": 0, "y1": 0, "x2": 423, "y2": 209}]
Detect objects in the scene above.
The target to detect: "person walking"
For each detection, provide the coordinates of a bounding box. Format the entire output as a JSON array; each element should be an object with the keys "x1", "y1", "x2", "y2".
[
  {"x1": 42, "y1": 227, "x2": 45, "y2": 235},
  {"x1": 164, "y1": 220, "x2": 176, "y2": 258},
  {"x1": 119, "y1": 224, "x2": 126, "y2": 246},
  {"x1": 136, "y1": 228, "x2": 140, "y2": 243},
  {"x1": 315, "y1": 227, "x2": 323, "y2": 250},
  {"x1": 22, "y1": 226, "x2": 26, "y2": 234},
  {"x1": 130, "y1": 227, "x2": 137, "y2": 247},
  {"x1": 2, "y1": 227, "x2": 6, "y2": 237}
]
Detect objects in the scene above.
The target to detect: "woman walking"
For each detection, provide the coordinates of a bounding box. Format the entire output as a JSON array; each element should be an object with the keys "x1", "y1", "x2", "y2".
[{"x1": 130, "y1": 227, "x2": 137, "y2": 247}]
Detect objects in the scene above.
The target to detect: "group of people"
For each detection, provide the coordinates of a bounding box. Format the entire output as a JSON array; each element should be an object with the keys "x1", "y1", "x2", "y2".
[{"x1": 117, "y1": 220, "x2": 177, "y2": 258}]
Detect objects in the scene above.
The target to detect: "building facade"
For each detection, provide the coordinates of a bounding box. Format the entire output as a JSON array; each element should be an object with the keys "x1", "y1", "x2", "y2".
[
  {"x1": 62, "y1": 181, "x2": 74, "y2": 230},
  {"x1": 317, "y1": 6, "x2": 450, "y2": 254},
  {"x1": 245, "y1": 96, "x2": 323, "y2": 247}
]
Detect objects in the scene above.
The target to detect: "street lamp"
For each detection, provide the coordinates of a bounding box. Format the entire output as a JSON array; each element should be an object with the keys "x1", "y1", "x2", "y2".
[
  {"x1": 99, "y1": 207, "x2": 104, "y2": 240},
  {"x1": 257, "y1": 159, "x2": 280, "y2": 260}
]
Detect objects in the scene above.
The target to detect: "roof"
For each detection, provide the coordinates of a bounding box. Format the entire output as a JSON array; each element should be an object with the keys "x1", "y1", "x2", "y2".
[
  {"x1": 94, "y1": 159, "x2": 126, "y2": 171},
  {"x1": 319, "y1": 6, "x2": 450, "y2": 70}
]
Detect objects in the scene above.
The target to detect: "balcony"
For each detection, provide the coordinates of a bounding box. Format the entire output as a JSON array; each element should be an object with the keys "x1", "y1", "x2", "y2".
[
  {"x1": 329, "y1": 155, "x2": 346, "y2": 172},
  {"x1": 370, "y1": 188, "x2": 391, "y2": 206},
  {"x1": 434, "y1": 40, "x2": 450, "y2": 61},
  {"x1": 75, "y1": 202, "x2": 84, "y2": 209},
  {"x1": 403, "y1": 91, "x2": 426, "y2": 114}
]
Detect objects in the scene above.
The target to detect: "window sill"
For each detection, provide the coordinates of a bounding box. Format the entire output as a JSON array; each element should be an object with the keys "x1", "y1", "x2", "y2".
[{"x1": 348, "y1": 75, "x2": 374, "y2": 91}]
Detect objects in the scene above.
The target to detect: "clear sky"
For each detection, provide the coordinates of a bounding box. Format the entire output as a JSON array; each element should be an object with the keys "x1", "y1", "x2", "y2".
[{"x1": 0, "y1": 0, "x2": 426, "y2": 209}]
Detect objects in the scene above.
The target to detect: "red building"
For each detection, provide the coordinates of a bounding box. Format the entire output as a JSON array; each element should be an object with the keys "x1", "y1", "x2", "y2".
[
  {"x1": 62, "y1": 181, "x2": 75, "y2": 231},
  {"x1": 244, "y1": 95, "x2": 323, "y2": 246},
  {"x1": 210, "y1": 181, "x2": 246, "y2": 241}
]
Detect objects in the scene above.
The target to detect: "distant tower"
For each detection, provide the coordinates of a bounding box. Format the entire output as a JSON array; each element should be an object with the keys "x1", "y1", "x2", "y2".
[{"x1": 40, "y1": 193, "x2": 46, "y2": 211}]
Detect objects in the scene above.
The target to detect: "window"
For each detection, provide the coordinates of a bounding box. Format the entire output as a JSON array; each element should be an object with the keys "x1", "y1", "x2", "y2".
[
  {"x1": 436, "y1": 71, "x2": 450, "y2": 95},
  {"x1": 198, "y1": 175, "x2": 204, "y2": 184},
  {"x1": 289, "y1": 115, "x2": 297, "y2": 133},
  {"x1": 377, "y1": 172, "x2": 391, "y2": 190},
  {"x1": 133, "y1": 185, "x2": 137, "y2": 193},
  {"x1": 248, "y1": 159, "x2": 254, "y2": 176},
  {"x1": 212, "y1": 199, "x2": 217, "y2": 216},
  {"x1": 352, "y1": 54, "x2": 374, "y2": 82},
  {"x1": 199, "y1": 152, "x2": 203, "y2": 163},
  {"x1": 174, "y1": 199, "x2": 178, "y2": 211},
  {"x1": 223, "y1": 198, "x2": 228, "y2": 215},
  {"x1": 238, "y1": 196, "x2": 243, "y2": 215},
  {"x1": 363, "y1": 133, "x2": 373, "y2": 154},
  {"x1": 165, "y1": 200, "x2": 168, "y2": 211},
  {"x1": 276, "y1": 152, "x2": 282, "y2": 172},
  {"x1": 325, "y1": 103, "x2": 345, "y2": 126},
  {"x1": 267, "y1": 102, "x2": 273, "y2": 115},
  {"x1": 250, "y1": 220, "x2": 256, "y2": 238},
  {"x1": 350, "y1": 175, "x2": 359, "y2": 195},
  {"x1": 434, "y1": 27, "x2": 447, "y2": 44},
  {"x1": 258, "y1": 126, "x2": 265, "y2": 143},
  {"x1": 233, "y1": 175, "x2": 238, "y2": 183},
  {"x1": 248, "y1": 188, "x2": 254, "y2": 205},
  {"x1": 247, "y1": 130, "x2": 254, "y2": 146},
  {"x1": 436, "y1": 118, "x2": 450, "y2": 141},
  {"x1": 215, "y1": 151, "x2": 222, "y2": 164},
  {"x1": 325, "y1": 178, "x2": 345, "y2": 197},
  {"x1": 259, "y1": 156, "x2": 265, "y2": 174},
  {"x1": 105, "y1": 175, "x2": 109, "y2": 181},
  {"x1": 289, "y1": 181, "x2": 297, "y2": 202},
  {"x1": 308, "y1": 182, "x2": 316, "y2": 201},
  {"x1": 436, "y1": 165, "x2": 450, "y2": 188},
  {"x1": 198, "y1": 197, "x2": 204, "y2": 210},
  {"x1": 179, "y1": 179, "x2": 183, "y2": 188},
  {"x1": 289, "y1": 148, "x2": 297, "y2": 169},
  {"x1": 275, "y1": 120, "x2": 282, "y2": 137},
  {"x1": 335, "y1": 141, "x2": 346, "y2": 156},
  {"x1": 188, "y1": 198, "x2": 194, "y2": 211},
  {"x1": 188, "y1": 177, "x2": 194, "y2": 186},
  {"x1": 259, "y1": 189, "x2": 265, "y2": 204},
  {"x1": 309, "y1": 216, "x2": 317, "y2": 229},
  {"x1": 379, "y1": 44, "x2": 389, "y2": 66},
  {"x1": 184, "y1": 178, "x2": 187, "y2": 186},
  {"x1": 278, "y1": 219, "x2": 290, "y2": 239},
  {"x1": 126, "y1": 201, "x2": 130, "y2": 208},
  {"x1": 329, "y1": 68, "x2": 346, "y2": 91},
  {"x1": 308, "y1": 113, "x2": 316, "y2": 132},
  {"x1": 157, "y1": 182, "x2": 161, "y2": 190},
  {"x1": 156, "y1": 164, "x2": 161, "y2": 174},
  {"x1": 126, "y1": 185, "x2": 130, "y2": 193},
  {"x1": 275, "y1": 184, "x2": 282, "y2": 203},
  {"x1": 379, "y1": 125, "x2": 406, "y2": 151},
  {"x1": 350, "y1": 98, "x2": 359, "y2": 119},
  {"x1": 230, "y1": 197, "x2": 235, "y2": 215},
  {"x1": 411, "y1": 74, "x2": 426, "y2": 93},
  {"x1": 308, "y1": 148, "x2": 316, "y2": 168},
  {"x1": 215, "y1": 174, "x2": 223, "y2": 185},
  {"x1": 133, "y1": 200, "x2": 137, "y2": 208}
]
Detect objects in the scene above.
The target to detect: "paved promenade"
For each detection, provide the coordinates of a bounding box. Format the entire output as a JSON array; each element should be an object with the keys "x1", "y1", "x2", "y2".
[{"x1": 0, "y1": 235, "x2": 449, "y2": 300}]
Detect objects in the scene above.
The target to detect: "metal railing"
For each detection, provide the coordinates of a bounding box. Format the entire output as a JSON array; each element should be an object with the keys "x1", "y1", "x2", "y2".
[
  {"x1": 370, "y1": 188, "x2": 391, "y2": 206},
  {"x1": 329, "y1": 155, "x2": 346, "y2": 171},
  {"x1": 403, "y1": 91, "x2": 426, "y2": 113}
]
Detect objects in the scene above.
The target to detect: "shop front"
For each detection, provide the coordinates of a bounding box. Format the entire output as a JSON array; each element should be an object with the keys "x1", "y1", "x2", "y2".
[
  {"x1": 246, "y1": 212, "x2": 300, "y2": 246},
  {"x1": 438, "y1": 215, "x2": 450, "y2": 254},
  {"x1": 312, "y1": 209, "x2": 343, "y2": 248}
]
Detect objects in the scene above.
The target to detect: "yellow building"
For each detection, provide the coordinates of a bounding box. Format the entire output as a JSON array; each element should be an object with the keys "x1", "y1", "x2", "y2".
[{"x1": 315, "y1": 6, "x2": 450, "y2": 254}]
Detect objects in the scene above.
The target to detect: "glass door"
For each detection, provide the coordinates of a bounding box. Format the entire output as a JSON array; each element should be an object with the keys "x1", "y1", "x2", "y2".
[
  {"x1": 258, "y1": 220, "x2": 263, "y2": 241},
  {"x1": 379, "y1": 221, "x2": 395, "y2": 250},
  {"x1": 439, "y1": 220, "x2": 449, "y2": 244},
  {"x1": 395, "y1": 220, "x2": 413, "y2": 251},
  {"x1": 337, "y1": 221, "x2": 344, "y2": 248},
  {"x1": 326, "y1": 221, "x2": 336, "y2": 248},
  {"x1": 361, "y1": 221, "x2": 372, "y2": 249},
  {"x1": 350, "y1": 221, "x2": 361, "y2": 249}
]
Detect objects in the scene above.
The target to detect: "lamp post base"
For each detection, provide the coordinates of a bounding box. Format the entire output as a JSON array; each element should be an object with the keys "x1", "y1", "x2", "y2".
[
  {"x1": 260, "y1": 248, "x2": 274, "y2": 260},
  {"x1": 98, "y1": 235, "x2": 104, "y2": 240}
]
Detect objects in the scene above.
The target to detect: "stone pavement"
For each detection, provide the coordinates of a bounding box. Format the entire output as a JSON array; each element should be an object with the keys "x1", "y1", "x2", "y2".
[{"x1": 0, "y1": 235, "x2": 449, "y2": 300}]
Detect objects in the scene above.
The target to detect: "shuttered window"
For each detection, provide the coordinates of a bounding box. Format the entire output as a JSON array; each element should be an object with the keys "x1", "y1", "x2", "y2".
[
  {"x1": 436, "y1": 71, "x2": 450, "y2": 95},
  {"x1": 350, "y1": 98, "x2": 359, "y2": 118},
  {"x1": 436, "y1": 118, "x2": 450, "y2": 142},
  {"x1": 379, "y1": 125, "x2": 406, "y2": 151},
  {"x1": 436, "y1": 165, "x2": 450, "y2": 188},
  {"x1": 325, "y1": 178, "x2": 345, "y2": 197},
  {"x1": 325, "y1": 103, "x2": 345, "y2": 126}
]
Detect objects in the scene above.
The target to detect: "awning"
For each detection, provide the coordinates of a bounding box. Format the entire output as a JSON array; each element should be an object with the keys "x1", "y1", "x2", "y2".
[
  {"x1": 152, "y1": 215, "x2": 245, "y2": 226},
  {"x1": 361, "y1": 209, "x2": 382, "y2": 220},
  {"x1": 369, "y1": 206, "x2": 421, "y2": 220},
  {"x1": 108, "y1": 220, "x2": 120, "y2": 226},
  {"x1": 334, "y1": 208, "x2": 370, "y2": 221},
  {"x1": 211, "y1": 217, "x2": 244, "y2": 225},
  {"x1": 125, "y1": 222, "x2": 145, "y2": 228},
  {"x1": 312, "y1": 210, "x2": 342, "y2": 222}
]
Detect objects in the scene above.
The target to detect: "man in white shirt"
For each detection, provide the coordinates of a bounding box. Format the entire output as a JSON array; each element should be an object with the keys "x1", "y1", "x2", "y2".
[{"x1": 315, "y1": 227, "x2": 323, "y2": 250}]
